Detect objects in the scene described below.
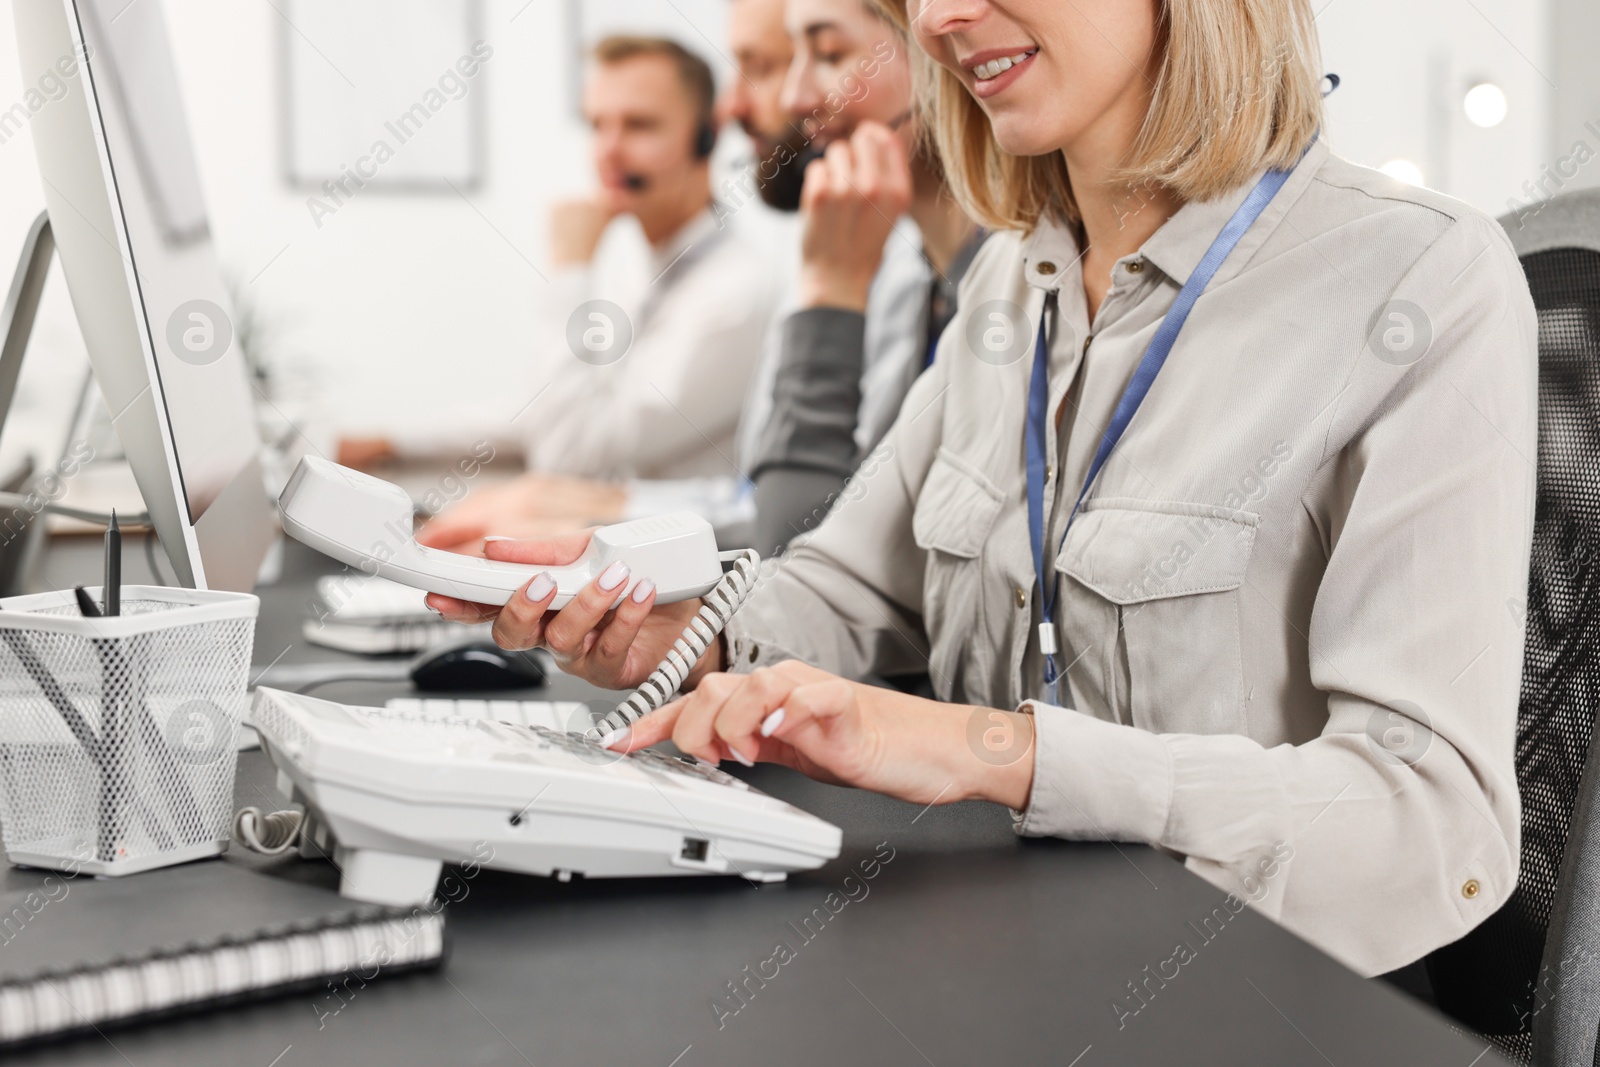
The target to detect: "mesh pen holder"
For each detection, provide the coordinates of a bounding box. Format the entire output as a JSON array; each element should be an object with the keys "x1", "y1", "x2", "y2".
[{"x1": 0, "y1": 585, "x2": 258, "y2": 876}]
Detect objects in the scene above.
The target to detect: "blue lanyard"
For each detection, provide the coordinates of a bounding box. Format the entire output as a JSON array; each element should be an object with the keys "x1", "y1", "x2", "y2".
[{"x1": 1025, "y1": 164, "x2": 1297, "y2": 702}]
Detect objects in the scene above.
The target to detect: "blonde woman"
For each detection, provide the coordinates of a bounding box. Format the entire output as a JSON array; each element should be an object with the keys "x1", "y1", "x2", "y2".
[{"x1": 432, "y1": 0, "x2": 1536, "y2": 976}]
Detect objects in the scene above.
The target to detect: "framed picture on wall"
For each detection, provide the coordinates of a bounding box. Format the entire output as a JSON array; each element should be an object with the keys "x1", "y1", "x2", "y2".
[{"x1": 281, "y1": 0, "x2": 485, "y2": 191}]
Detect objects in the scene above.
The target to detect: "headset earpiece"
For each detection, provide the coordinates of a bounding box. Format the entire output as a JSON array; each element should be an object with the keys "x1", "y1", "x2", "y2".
[
  {"x1": 621, "y1": 119, "x2": 714, "y2": 192},
  {"x1": 693, "y1": 121, "x2": 717, "y2": 160}
]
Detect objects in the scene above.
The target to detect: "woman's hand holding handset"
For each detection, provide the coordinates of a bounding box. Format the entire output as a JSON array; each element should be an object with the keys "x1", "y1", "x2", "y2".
[
  {"x1": 427, "y1": 532, "x2": 1034, "y2": 810},
  {"x1": 424, "y1": 529, "x2": 723, "y2": 693}
]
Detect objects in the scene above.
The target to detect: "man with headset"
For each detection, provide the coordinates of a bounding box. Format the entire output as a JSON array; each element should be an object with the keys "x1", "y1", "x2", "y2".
[
  {"x1": 419, "y1": 4, "x2": 977, "y2": 557},
  {"x1": 521, "y1": 35, "x2": 778, "y2": 482}
]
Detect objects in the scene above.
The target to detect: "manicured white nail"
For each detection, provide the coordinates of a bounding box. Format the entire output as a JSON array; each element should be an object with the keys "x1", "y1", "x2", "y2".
[
  {"x1": 727, "y1": 746, "x2": 755, "y2": 768},
  {"x1": 483, "y1": 535, "x2": 514, "y2": 542},
  {"x1": 525, "y1": 571, "x2": 556, "y2": 602},
  {"x1": 695, "y1": 756, "x2": 720, "y2": 769},
  {"x1": 598, "y1": 560, "x2": 630, "y2": 591},
  {"x1": 599, "y1": 726, "x2": 630, "y2": 749},
  {"x1": 630, "y1": 578, "x2": 655, "y2": 604},
  {"x1": 760, "y1": 707, "x2": 785, "y2": 737}
]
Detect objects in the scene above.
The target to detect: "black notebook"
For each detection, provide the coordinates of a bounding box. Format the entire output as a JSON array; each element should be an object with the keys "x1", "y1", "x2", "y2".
[{"x1": 0, "y1": 859, "x2": 447, "y2": 1047}]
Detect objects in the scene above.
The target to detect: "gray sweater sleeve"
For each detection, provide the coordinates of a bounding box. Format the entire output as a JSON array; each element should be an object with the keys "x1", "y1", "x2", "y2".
[{"x1": 749, "y1": 308, "x2": 868, "y2": 557}]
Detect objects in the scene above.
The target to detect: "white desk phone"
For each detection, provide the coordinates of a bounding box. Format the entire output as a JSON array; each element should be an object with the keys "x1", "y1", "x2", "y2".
[
  {"x1": 278, "y1": 455, "x2": 725, "y2": 609},
  {"x1": 247, "y1": 689, "x2": 841, "y2": 905},
  {"x1": 249, "y1": 457, "x2": 835, "y2": 905}
]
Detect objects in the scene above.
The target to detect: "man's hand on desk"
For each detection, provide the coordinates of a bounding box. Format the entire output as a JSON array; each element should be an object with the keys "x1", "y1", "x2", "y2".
[
  {"x1": 417, "y1": 472, "x2": 628, "y2": 554},
  {"x1": 336, "y1": 436, "x2": 398, "y2": 471}
]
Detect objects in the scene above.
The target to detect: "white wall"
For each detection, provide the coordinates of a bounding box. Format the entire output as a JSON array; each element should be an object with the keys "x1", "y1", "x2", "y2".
[
  {"x1": 162, "y1": 0, "x2": 611, "y2": 443},
  {"x1": 0, "y1": 0, "x2": 743, "y2": 463},
  {"x1": 0, "y1": 0, "x2": 1560, "y2": 474},
  {"x1": 1551, "y1": 0, "x2": 1600, "y2": 195},
  {"x1": 1317, "y1": 0, "x2": 1550, "y2": 219}
]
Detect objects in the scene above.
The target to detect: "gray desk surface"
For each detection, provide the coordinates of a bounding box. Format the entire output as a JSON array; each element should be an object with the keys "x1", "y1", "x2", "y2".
[{"x1": 2, "y1": 538, "x2": 1506, "y2": 1066}]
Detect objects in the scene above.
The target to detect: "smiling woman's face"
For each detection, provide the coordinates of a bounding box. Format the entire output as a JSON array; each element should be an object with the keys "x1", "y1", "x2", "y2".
[{"x1": 908, "y1": 0, "x2": 1161, "y2": 159}]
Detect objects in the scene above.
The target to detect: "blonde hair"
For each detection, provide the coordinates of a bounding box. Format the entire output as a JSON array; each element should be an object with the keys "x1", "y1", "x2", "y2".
[{"x1": 868, "y1": 0, "x2": 1325, "y2": 231}]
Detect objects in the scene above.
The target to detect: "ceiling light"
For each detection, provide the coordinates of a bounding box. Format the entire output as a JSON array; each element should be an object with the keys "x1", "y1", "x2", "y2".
[{"x1": 1463, "y1": 83, "x2": 1508, "y2": 128}]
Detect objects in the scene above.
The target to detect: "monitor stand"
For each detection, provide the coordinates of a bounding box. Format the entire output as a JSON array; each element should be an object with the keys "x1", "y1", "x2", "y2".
[
  {"x1": 0, "y1": 211, "x2": 111, "y2": 595},
  {"x1": 1, "y1": 211, "x2": 277, "y2": 595},
  {"x1": 0, "y1": 213, "x2": 54, "y2": 448}
]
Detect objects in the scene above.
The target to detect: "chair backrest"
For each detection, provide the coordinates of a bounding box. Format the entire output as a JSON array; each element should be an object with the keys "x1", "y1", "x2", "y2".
[{"x1": 1425, "y1": 188, "x2": 1600, "y2": 1067}]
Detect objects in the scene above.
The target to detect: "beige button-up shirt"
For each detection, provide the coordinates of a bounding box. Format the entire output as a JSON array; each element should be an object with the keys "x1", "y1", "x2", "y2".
[{"x1": 723, "y1": 137, "x2": 1537, "y2": 977}]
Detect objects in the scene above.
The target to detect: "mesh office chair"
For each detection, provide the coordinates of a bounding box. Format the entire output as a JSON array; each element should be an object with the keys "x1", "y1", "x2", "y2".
[{"x1": 1424, "y1": 188, "x2": 1600, "y2": 1066}]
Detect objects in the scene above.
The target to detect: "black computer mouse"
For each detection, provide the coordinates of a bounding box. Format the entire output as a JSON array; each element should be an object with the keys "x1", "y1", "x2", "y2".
[{"x1": 409, "y1": 640, "x2": 546, "y2": 692}]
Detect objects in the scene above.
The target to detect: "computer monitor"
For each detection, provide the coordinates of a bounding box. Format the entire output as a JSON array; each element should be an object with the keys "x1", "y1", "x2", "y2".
[{"x1": 12, "y1": 0, "x2": 275, "y2": 591}]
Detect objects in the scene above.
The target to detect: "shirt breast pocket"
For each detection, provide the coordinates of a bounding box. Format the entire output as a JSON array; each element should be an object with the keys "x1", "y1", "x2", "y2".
[
  {"x1": 1055, "y1": 501, "x2": 1257, "y2": 735},
  {"x1": 912, "y1": 449, "x2": 1004, "y2": 699}
]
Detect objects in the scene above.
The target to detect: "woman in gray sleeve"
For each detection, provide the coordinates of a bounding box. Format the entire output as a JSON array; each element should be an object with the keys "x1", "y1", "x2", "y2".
[
  {"x1": 434, "y1": 0, "x2": 1537, "y2": 979},
  {"x1": 748, "y1": 0, "x2": 982, "y2": 557}
]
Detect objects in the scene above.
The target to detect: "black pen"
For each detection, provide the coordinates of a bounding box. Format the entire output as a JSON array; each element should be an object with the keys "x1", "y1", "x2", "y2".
[
  {"x1": 74, "y1": 586, "x2": 102, "y2": 618},
  {"x1": 104, "y1": 509, "x2": 120, "y2": 617}
]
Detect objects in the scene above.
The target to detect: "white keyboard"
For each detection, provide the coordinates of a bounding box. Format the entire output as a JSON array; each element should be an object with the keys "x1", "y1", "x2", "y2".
[
  {"x1": 383, "y1": 697, "x2": 594, "y2": 734},
  {"x1": 252, "y1": 688, "x2": 842, "y2": 906},
  {"x1": 317, "y1": 575, "x2": 438, "y2": 622}
]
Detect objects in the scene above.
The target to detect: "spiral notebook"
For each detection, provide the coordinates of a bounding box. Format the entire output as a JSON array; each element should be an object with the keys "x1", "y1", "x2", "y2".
[{"x1": 0, "y1": 859, "x2": 447, "y2": 1048}]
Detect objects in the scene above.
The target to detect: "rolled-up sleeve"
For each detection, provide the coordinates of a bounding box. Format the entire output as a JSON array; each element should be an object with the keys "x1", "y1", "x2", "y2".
[{"x1": 1015, "y1": 211, "x2": 1537, "y2": 977}]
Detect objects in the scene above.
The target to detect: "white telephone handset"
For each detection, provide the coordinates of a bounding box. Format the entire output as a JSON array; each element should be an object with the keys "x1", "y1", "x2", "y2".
[
  {"x1": 277, "y1": 456, "x2": 723, "y2": 608},
  {"x1": 276, "y1": 456, "x2": 761, "y2": 733}
]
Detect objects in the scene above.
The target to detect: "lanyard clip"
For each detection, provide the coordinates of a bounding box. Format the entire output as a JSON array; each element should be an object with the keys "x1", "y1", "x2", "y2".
[{"x1": 1037, "y1": 621, "x2": 1059, "y2": 657}]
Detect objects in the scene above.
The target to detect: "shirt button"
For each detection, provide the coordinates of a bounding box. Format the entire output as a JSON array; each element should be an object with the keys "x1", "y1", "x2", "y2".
[
  {"x1": 1126, "y1": 259, "x2": 1145, "y2": 274},
  {"x1": 1462, "y1": 879, "x2": 1480, "y2": 900},
  {"x1": 1036, "y1": 261, "x2": 1057, "y2": 275},
  {"x1": 1015, "y1": 587, "x2": 1027, "y2": 609}
]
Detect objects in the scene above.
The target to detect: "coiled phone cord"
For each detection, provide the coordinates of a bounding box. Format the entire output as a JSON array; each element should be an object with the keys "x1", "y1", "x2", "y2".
[
  {"x1": 233, "y1": 806, "x2": 305, "y2": 856},
  {"x1": 594, "y1": 548, "x2": 762, "y2": 736}
]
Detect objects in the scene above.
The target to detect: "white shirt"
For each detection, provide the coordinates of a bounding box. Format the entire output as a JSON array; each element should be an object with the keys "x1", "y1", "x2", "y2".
[{"x1": 524, "y1": 208, "x2": 779, "y2": 480}]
